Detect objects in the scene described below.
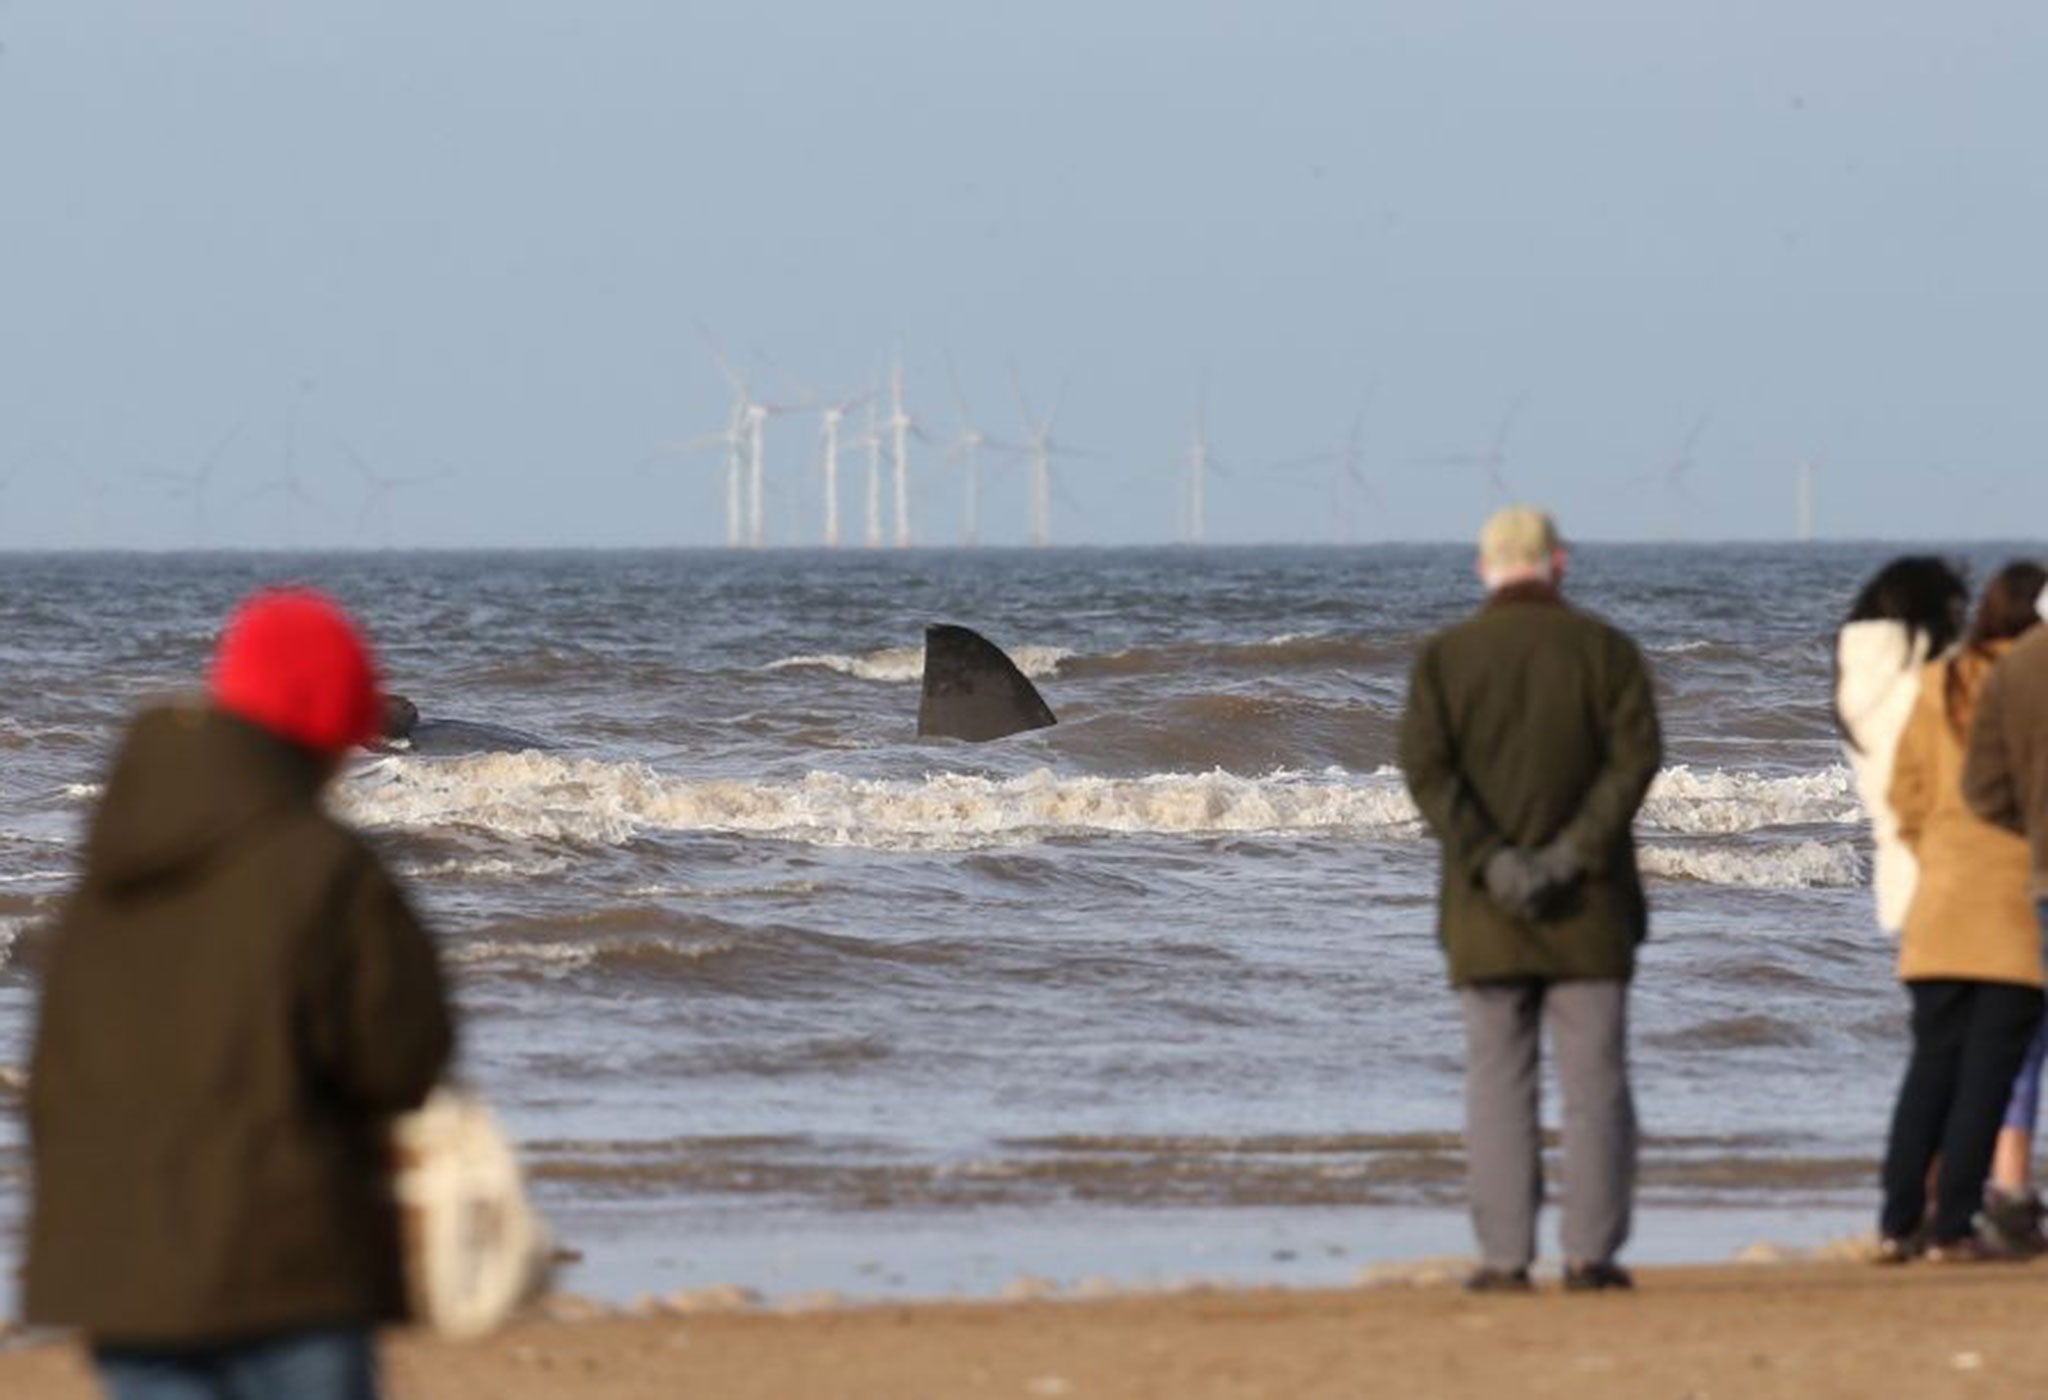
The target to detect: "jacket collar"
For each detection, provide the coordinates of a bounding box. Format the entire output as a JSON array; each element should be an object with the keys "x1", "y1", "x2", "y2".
[{"x1": 1484, "y1": 579, "x2": 1565, "y2": 610}]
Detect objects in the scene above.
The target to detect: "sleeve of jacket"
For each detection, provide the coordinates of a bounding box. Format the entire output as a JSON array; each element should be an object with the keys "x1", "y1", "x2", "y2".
[
  {"x1": 1399, "y1": 639, "x2": 1506, "y2": 880},
  {"x1": 1887, "y1": 680, "x2": 1937, "y2": 851},
  {"x1": 1555, "y1": 631, "x2": 1663, "y2": 864},
  {"x1": 305, "y1": 846, "x2": 456, "y2": 1114},
  {"x1": 1963, "y1": 661, "x2": 2024, "y2": 834}
]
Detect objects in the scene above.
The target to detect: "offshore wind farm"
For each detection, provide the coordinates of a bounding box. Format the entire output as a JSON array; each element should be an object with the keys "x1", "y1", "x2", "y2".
[{"x1": 0, "y1": 340, "x2": 1909, "y2": 553}]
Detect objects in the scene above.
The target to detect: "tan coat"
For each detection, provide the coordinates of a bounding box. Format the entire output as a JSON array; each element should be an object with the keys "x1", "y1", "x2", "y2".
[{"x1": 1890, "y1": 648, "x2": 2042, "y2": 988}]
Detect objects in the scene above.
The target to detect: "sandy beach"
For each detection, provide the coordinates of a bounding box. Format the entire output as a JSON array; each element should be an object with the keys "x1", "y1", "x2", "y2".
[{"x1": 6, "y1": 1259, "x2": 2048, "y2": 1398}]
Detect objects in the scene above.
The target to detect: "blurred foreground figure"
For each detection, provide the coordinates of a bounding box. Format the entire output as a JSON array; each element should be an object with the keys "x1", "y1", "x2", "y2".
[
  {"x1": 24, "y1": 589, "x2": 455, "y2": 1400},
  {"x1": 1398, "y1": 508, "x2": 1661, "y2": 1294}
]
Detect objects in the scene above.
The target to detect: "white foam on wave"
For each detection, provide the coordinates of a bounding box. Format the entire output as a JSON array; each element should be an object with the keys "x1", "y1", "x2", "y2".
[
  {"x1": 1642, "y1": 765, "x2": 1859, "y2": 834},
  {"x1": 0, "y1": 1064, "x2": 25, "y2": 1094},
  {"x1": 1639, "y1": 840, "x2": 1862, "y2": 889},
  {"x1": 0, "y1": 917, "x2": 24, "y2": 971},
  {"x1": 340, "y1": 755, "x2": 1421, "y2": 850},
  {"x1": 338, "y1": 755, "x2": 1870, "y2": 872},
  {"x1": 396, "y1": 854, "x2": 574, "y2": 881},
  {"x1": 62, "y1": 783, "x2": 103, "y2": 803},
  {"x1": 624, "y1": 879, "x2": 818, "y2": 900},
  {"x1": 768, "y1": 644, "x2": 1072, "y2": 683},
  {"x1": 0, "y1": 869, "x2": 70, "y2": 885},
  {"x1": 448, "y1": 935, "x2": 739, "y2": 972}
]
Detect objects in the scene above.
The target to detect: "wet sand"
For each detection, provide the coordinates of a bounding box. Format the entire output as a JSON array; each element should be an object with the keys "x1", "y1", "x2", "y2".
[{"x1": 7, "y1": 1260, "x2": 2048, "y2": 1398}]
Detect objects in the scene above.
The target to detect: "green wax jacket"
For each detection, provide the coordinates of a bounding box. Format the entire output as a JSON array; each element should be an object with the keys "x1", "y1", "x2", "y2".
[{"x1": 1398, "y1": 581, "x2": 1662, "y2": 986}]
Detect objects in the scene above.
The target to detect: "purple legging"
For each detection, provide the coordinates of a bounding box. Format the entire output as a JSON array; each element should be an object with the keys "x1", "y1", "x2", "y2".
[
  {"x1": 2007, "y1": 1014, "x2": 2048, "y2": 1132},
  {"x1": 2006, "y1": 902, "x2": 2048, "y2": 1133}
]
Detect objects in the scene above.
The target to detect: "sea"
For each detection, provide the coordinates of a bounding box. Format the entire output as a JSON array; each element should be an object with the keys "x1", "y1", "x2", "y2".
[{"x1": 0, "y1": 542, "x2": 2032, "y2": 1305}]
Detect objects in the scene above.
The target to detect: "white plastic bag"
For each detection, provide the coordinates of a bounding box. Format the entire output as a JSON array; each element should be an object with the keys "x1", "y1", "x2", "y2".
[{"x1": 389, "y1": 1087, "x2": 552, "y2": 1339}]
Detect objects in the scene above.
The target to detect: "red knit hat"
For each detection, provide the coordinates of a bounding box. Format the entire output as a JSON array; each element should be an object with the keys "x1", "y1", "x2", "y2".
[{"x1": 209, "y1": 588, "x2": 384, "y2": 754}]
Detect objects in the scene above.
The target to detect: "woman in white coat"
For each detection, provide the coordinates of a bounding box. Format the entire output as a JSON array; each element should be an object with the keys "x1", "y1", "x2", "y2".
[{"x1": 1835, "y1": 557, "x2": 1968, "y2": 934}]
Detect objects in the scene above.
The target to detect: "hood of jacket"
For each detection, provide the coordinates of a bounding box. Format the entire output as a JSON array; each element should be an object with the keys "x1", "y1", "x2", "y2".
[
  {"x1": 1837, "y1": 619, "x2": 1931, "y2": 742},
  {"x1": 83, "y1": 702, "x2": 330, "y2": 896}
]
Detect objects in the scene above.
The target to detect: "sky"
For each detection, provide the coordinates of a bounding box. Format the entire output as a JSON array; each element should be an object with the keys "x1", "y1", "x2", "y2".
[{"x1": 0, "y1": 2, "x2": 2043, "y2": 549}]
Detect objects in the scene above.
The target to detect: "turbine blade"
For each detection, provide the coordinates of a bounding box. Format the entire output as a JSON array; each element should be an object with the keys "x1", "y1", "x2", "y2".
[
  {"x1": 947, "y1": 352, "x2": 975, "y2": 427},
  {"x1": 1008, "y1": 359, "x2": 1035, "y2": 429}
]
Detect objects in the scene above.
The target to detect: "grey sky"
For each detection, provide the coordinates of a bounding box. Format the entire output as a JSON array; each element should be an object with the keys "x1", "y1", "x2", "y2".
[{"x1": 1, "y1": 2, "x2": 2042, "y2": 549}]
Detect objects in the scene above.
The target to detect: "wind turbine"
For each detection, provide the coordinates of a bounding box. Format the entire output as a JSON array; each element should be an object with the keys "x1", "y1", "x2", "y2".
[
  {"x1": 1423, "y1": 392, "x2": 1527, "y2": 504},
  {"x1": 337, "y1": 440, "x2": 452, "y2": 545},
  {"x1": 809, "y1": 389, "x2": 870, "y2": 548},
  {"x1": 883, "y1": 350, "x2": 929, "y2": 548},
  {"x1": 1179, "y1": 379, "x2": 1229, "y2": 545},
  {"x1": 865, "y1": 397, "x2": 887, "y2": 548},
  {"x1": 1633, "y1": 412, "x2": 1710, "y2": 539},
  {"x1": 695, "y1": 330, "x2": 806, "y2": 548},
  {"x1": 944, "y1": 356, "x2": 1006, "y2": 546},
  {"x1": 136, "y1": 421, "x2": 245, "y2": 546},
  {"x1": 1796, "y1": 458, "x2": 1821, "y2": 542},
  {"x1": 1008, "y1": 362, "x2": 1089, "y2": 548},
  {"x1": 666, "y1": 394, "x2": 747, "y2": 548},
  {"x1": 243, "y1": 388, "x2": 324, "y2": 544},
  {"x1": 1276, "y1": 393, "x2": 1380, "y2": 542}
]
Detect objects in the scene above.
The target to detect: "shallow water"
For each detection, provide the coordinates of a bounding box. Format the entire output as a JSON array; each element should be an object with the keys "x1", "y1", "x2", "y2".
[{"x1": 0, "y1": 543, "x2": 2028, "y2": 1300}]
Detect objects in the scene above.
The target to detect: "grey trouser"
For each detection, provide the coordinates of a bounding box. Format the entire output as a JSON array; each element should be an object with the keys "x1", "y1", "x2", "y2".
[{"x1": 1460, "y1": 978, "x2": 1636, "y2": 1271}]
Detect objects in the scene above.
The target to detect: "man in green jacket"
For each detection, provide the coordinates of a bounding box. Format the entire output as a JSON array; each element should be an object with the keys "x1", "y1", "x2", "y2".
[
  {"x1": 25, "y1": 589, "x2": 455, "y2": 1400},
  {"x1": 1398, "y1": 507, "x2": 1662, "y2": 1293}
]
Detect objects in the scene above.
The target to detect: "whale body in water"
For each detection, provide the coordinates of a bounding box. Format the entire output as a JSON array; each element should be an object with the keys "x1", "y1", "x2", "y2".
[
  {"x1": 378, "y1": 695, "x2": 552, "y2": 756},
  {"x1": 917, "y1": 624, "x2": 1058, "y2": 742}
]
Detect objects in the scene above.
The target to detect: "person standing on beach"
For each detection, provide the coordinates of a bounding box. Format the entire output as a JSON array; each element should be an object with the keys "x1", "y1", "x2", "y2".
[
  {"x1": 23, "y1": 589, "x2": 455, "y2": 1400},
  {"x1": 1961, "y1": 569, "x2": 2048, "y2": 1244},
  {"x1": 1883, "y1": 562, "x2": 2047, "y2": 1260},
  {"x1": 1398, "y1": 507, "x2": 1661, "y2": 1293},
  {"x1": 1834, "y1": 559, "x2": 1969, "y2": 939}
]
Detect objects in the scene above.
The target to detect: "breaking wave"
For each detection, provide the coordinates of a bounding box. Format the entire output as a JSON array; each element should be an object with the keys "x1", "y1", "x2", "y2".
[
  {"x1": 341, "y1": 756, "x2": 1419, "y2": 849},
  {"x1": 340, "y1": 754, "x2": 1865, "y2": 875},
  {"x1": 1641, "y1": 765, "x2": 1859, "y2": 834}
]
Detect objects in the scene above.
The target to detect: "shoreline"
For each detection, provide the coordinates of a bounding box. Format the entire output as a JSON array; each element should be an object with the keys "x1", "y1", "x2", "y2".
[{"x1": 7, "y1": 1258, "x2": 2048, "y2": 1398}]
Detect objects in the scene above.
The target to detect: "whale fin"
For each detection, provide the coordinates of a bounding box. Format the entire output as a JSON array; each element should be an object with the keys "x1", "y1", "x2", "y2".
[{"x1": 917, "y1": 624, "x2": 1058, "y2": 742}]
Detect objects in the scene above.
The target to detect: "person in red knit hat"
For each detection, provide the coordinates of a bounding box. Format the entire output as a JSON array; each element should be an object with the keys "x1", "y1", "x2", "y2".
[
  {"x1": 210, "y1": 588, "x2": 388, "y2": 755},
  {"x1": 24, "y1": 587, "x2": 454, "y2": 1400}
]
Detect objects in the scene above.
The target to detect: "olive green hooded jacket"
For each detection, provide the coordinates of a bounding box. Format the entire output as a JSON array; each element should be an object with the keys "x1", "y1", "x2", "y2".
[
  {"x1": 1398, "y1": 582, "x2": 1662, "y2": 986},
  {"x1": 24, "y1": 703, "x2": 454, "y2": 1344}
]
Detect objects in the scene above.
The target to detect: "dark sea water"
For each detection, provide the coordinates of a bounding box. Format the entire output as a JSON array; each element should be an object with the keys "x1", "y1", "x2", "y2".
[{"x1": 0, "y1": 542, "x2": 2036, "y2": 1302}]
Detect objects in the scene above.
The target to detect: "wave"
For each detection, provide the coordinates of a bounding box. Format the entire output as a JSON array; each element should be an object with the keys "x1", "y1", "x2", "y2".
[
  {"x1": 340, "y1": 756, "x2": 1421, "y2": 849},
  {"x1": 768, "y1": 645, "x2": 1072, "y2": 683},
  {"x1": 1062, "y1": 632, "x2": 1411, "y2": 680},
  {"x1": 1641, "y1": 765, "x2": 1859, "y2": 833},
  {"x1": 340, "y1": 754, "x2": 1861, "y2": 874},
  {"x1": 1638, "y1": 840, "x2": 1861, "y2": 889},
  {"x1": 767, "y1": 632, "x2": 1408, "y2": 685},
  {"x1": 449, "y1": 934, "x2": 741, "y2": 975}
]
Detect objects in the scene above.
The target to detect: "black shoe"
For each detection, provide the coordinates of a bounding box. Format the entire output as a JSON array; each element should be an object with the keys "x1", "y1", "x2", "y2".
[
  {"x1": 1978, "y1": 1192, "x2": 2047, "y2": 1256},
  {"x1": 1562, "y1": 1260, "x2": 1634, "y2": 1292},
  {"x1": 1463, "y1": 1266, "x2": 1534, "y2": 1294}
]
